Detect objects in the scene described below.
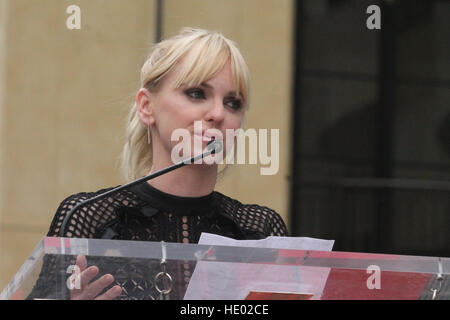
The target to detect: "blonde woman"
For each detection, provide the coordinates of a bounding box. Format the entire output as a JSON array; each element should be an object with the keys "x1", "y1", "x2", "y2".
[{"x1": 31, "y1": 28, "x2": 288, "y2": 300}]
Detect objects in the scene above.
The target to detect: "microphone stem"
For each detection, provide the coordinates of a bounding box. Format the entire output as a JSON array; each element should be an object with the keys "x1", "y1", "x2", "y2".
[{"x1": 58, "y1": 148, "x2": 214, "y2": 237}]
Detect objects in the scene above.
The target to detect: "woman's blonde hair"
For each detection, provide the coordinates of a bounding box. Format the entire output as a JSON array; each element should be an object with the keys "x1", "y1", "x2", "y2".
[{"x1": 120, "y1": 27, "x2": 250, "y2": 181}]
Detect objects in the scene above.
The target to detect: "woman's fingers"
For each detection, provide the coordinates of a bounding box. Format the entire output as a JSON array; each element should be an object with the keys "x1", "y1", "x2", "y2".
[
  {"x1": 77, "y1": 274, "x2": 115, "y2": 300},
  {"x1": 70, "y1": 266, "x2": 98, "y2": 299},
  {"x1": 95, "y1": 285, "x2": 122, "y2": 300},
  {"x1": 79, "y1": 266, "x2": 99, "y2": 290},
  {"x1": 75, "y1": 255, "x2": 87, "y2": 272},
  {"x1": 69, "y1": 256, "x2": 120, "y2": 300}
]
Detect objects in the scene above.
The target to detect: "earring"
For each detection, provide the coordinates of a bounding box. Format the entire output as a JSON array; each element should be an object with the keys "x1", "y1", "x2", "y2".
[{"x1": 147, "y1": 125, "x2": 151, "y2": 145}]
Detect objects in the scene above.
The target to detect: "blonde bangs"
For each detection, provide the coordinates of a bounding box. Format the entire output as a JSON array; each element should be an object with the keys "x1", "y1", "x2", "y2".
[{"x1": 171, "y1": 34, "x2": 250, "y2": 107}]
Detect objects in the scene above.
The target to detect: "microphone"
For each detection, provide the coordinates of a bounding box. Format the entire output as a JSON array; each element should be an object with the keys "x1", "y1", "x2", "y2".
[
  {"x1": 207, "y1": 137, "x2": 222, "y2": 154},
  {"x1": 58, "y1": 139, "x2": 222, "y2": 237}
]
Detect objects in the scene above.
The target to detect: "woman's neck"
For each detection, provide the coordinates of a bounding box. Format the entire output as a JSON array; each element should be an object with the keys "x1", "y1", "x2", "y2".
[{"x1": 147, "y1": 162, "x2": 217, "y2": 197}]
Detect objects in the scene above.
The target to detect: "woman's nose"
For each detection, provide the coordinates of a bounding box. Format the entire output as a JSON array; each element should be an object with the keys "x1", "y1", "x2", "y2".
[{"x1": 205, "y1": 98, "x2": 225, "y2": 123}]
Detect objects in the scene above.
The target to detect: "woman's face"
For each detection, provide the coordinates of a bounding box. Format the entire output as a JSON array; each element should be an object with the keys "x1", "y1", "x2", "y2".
[{"x1": 140, "y1": 59, "x2": 246, "y2": 166}]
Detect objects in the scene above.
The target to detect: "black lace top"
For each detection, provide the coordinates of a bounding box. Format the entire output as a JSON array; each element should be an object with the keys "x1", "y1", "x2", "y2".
[
  {"x1": 29, "y1": 183, "x2": 288, "y2": 300},
  {"x1": 48, "y1": 182, "x2": 288, "y2": 241}
]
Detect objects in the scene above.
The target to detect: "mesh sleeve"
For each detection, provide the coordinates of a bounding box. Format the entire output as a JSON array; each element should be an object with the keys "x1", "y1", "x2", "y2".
[
  {"x1": 46, "y1": 188, "x2": 124, "y2": 238},
  {"x1": 236, "y1": 204, "x2": 289, "y2": 238},
  {"x1": 46, "y1": 193, "x2": 91, "y2": 237}
]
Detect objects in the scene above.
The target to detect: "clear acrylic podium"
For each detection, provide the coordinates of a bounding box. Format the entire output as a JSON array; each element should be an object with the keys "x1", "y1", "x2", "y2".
[{"x1": 1, "y1": 237, "x2": 448, "y2": 300}]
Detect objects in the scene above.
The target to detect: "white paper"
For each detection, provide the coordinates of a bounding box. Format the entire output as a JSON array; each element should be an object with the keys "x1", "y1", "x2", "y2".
[{"x1": 184, "y1": 233, "x2": 334, "y2": 300}]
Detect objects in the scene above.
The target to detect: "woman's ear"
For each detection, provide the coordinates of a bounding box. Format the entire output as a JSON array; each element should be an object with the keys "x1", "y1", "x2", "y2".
[{"x1": 136, "y1": 88, "x2": 155, "y2": 126}]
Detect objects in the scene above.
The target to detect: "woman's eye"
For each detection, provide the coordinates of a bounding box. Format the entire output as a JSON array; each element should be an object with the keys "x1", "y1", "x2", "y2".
[
  {"x1": 185, "y1": 88, "x2": 205, "y2": 100},
  {"x1": 225, "y1": 98, "x2": 242, "y2": 110}
]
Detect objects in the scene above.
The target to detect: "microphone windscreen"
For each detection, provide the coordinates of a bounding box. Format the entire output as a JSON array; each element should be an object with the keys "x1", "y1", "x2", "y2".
[{"x1": 207, "y1": 139, "x2": 222, "y2": 154}]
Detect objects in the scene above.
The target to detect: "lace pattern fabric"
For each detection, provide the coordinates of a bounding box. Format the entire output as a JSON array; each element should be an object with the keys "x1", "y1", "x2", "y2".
[{"x1": 28, "y1": 183, "x2": 288, "y2": 300}]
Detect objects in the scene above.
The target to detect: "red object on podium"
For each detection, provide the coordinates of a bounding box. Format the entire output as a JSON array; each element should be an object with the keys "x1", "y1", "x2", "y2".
[{"x1": 321, "y1": 268, "x2": 431, "y2": 300}]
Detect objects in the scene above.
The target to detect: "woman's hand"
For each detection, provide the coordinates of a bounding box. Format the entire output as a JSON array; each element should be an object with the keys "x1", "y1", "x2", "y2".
[{"x1": 70, "y1": 255, "x2": 122, "y2": 300}]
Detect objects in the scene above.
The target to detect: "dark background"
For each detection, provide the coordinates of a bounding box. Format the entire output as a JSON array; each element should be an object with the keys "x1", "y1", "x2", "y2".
[{"x1": 290, "y1": 0, "x2": 450, "y2": 257}]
